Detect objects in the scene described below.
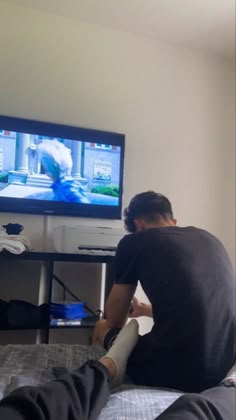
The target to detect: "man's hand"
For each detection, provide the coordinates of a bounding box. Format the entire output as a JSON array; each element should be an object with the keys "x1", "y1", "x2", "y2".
[{"x1": 129, "y1": 296, "x2": 153, "y2": 318}]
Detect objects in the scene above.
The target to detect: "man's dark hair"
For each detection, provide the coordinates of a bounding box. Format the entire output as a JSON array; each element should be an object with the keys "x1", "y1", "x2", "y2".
[{"x1": 124, "y1": 191, "x2": 174, "y2": 233}]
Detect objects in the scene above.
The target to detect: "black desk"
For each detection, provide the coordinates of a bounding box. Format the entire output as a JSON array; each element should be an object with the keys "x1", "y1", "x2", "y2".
[
  {"x1": 0, "y1": 251, "x2": 115, "y2": 342},
  {"x1": 0, "y1": 250, "x2": 114, "y2": 263}
]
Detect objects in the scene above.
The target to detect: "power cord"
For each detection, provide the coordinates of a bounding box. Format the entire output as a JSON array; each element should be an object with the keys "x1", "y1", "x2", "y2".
[{"x1": 52, "y1": 274, "x2": 103, "y2": 318}]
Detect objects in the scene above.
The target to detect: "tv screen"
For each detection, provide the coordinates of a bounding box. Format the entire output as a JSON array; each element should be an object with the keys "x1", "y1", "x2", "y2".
[{"x1": 0, "y1": 115, "x2": 125, "y2": 219}]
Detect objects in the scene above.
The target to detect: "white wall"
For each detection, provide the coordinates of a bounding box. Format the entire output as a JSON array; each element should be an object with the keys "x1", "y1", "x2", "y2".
[
  {"x1": 219, "y1": 64, "x2": 235, "y2": 265},
  {"x1": 0, "y1": 1, "x2": 235, "y2": 339}
]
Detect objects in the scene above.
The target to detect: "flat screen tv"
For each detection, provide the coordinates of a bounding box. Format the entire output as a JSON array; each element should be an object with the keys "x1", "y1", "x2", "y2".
[{"x1": 0, "y1": 115, "x2": 125, "y2": 219}]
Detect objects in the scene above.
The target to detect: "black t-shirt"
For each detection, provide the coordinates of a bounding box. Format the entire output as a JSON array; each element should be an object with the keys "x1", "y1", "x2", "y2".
[{"x1": 115, "y1": 226, "x2": 235, "y2": 386}]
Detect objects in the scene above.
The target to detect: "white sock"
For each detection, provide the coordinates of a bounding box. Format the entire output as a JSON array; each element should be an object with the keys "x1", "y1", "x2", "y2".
[
  {"x1": 221, "y1": 364, "x2": 236, "y2": 386},
  {"x1": 104, "y1": 319, "x2": 139, "y2": 387}
]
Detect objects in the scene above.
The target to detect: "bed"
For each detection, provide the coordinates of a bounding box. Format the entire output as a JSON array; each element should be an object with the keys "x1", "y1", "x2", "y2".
[{"x1": 0, "y1": 343, "x2": 183, "y2": 419}]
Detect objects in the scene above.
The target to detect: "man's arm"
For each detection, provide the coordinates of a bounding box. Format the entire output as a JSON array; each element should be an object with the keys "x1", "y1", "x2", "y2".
[{"x1": 105, "y1": 284, "x2": 136, "y2": 328}]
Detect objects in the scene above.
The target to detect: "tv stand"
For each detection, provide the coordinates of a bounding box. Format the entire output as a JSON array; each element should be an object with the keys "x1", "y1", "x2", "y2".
[{"x1": 0, "y1": 251, "x2": 115, "y2": 344}]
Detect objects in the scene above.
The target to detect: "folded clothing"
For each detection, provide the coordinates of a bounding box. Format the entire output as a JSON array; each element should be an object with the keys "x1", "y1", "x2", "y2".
[
  {"x1": 0, "y1": 299, "x2": 49, "y2": 329},
  {"x1": 0, "y1": 230, "x2": 31, "y2": 254}
]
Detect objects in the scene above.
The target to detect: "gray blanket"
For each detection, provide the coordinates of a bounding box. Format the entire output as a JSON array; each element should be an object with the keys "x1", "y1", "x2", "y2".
[{"x1": 0, "y1": 344, "x2": 182, "y2": 419}]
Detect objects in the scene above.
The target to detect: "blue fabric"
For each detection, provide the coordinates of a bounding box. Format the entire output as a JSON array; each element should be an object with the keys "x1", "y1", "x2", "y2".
[{"x1": 50, "y1": 302, "x2": 88, "y2": 319}]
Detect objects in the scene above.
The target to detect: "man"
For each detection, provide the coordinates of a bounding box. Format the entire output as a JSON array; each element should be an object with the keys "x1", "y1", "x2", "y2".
[{"x1": 94, "y1": 191, "x2": 235, "y2": 393}]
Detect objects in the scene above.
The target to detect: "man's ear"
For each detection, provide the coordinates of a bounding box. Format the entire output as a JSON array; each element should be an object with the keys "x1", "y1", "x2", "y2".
[
  {"x1": 173, "y1": 218, "x2": 177, "y2": 225},
  {"x1": 134, "y1": 218, "x2": 145, "y2": 232}
]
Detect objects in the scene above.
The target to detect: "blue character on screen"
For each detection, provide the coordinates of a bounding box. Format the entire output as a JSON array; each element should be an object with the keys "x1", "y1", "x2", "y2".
[{"x1": 38, "y1": 140, "x2": 90, "y2": 203}]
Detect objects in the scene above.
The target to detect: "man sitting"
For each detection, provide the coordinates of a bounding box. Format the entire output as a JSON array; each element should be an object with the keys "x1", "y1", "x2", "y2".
[{"x1": 94, "y1": 191, "x2": 235, "y2": 393}]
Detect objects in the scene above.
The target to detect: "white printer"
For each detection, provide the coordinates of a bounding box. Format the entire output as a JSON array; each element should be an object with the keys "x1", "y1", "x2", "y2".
[{"x1": 53, "y1": 225, "x2": 126, "y2": 254}]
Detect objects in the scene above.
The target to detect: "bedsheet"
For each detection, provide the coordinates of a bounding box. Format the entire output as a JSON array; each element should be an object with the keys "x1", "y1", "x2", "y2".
[{"x1": 0, "y1": 344, "x2": 182, "y2": 419}]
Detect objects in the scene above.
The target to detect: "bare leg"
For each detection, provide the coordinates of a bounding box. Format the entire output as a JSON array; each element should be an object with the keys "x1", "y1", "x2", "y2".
[
  {"x1": 100, "y1": 356, "x2": 117, "y2": 378},
  {"x1": 92, "y1": 319, "x2": 112, "y2": 346}
]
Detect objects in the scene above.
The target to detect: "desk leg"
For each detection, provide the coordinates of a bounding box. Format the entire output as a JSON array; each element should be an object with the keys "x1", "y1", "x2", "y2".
[
  {"x1": 36, "y1": 260, "x2": 53, "y2": 344},
  {"x1": 99, "y1": 263, "x2": 106, "y2": 314}
]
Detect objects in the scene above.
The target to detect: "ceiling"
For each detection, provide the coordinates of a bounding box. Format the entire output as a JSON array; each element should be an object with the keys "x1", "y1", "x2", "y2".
[{"x1": 4, "y1": 0, "x2": 236, "y2": 58}]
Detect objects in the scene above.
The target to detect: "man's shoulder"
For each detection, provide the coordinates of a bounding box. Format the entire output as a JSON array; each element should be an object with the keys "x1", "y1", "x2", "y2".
[
  {"x1": 117, "y1": 226, "x2": 221, "y2": 248},
  {"x1": 116, "y1": 232, "x2": 145, "y2": 257},
  {"x1": 183, "y1": 226, "x2": 222, "y2": 243},
  {"x1": 117, "y1": 232, "x2": 137, "y2": 247},
  {"x1": 143, "y1": 226, "x2": 223, "y2": 249}
]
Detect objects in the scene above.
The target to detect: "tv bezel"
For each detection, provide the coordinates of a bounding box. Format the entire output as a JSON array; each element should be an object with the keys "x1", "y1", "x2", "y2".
[{"x1": 0, "y1": 115, "x2": 125, "y2": 219}]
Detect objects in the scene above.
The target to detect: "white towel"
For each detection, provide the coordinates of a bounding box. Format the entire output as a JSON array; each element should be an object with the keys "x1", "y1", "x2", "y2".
[{"x1": 0, "y1": 231, "x2": 31, "y2": 254}]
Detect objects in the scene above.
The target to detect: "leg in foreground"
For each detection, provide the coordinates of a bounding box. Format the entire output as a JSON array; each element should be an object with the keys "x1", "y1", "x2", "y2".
[
  {"x1": 156, "y1": 385, "x2": 236, "y2": 420},
  {"x1": 0, "y1": 320, "x2": 139, "y2": 420}
]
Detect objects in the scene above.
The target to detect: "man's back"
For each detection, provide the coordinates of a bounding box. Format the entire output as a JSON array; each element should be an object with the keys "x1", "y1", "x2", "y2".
[{"x1": 115, "y1": 226, "x2": 235, "y2": 390}]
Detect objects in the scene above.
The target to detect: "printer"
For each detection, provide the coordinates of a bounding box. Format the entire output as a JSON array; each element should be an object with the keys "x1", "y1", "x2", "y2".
[{"x1": 53, "y1": 225, "x2": 126, "y2": 254}]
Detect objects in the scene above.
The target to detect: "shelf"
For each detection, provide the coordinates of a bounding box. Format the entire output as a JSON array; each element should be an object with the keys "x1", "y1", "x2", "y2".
[
  {"x1": 0, "y1": 323, "x2": 97, "y2": 331},
  {"x1": 50, "y1": 323, "x2": 96, "y2": 329},
  {"x1": 0, "y1": 326, "x2": 44, "y2": 331},
  {"x1": 0, "y1": 250, "x2": 112, "y2": 343},
  {"x1": 0, "y1": 250, "x2": 114, "y2": 263}
]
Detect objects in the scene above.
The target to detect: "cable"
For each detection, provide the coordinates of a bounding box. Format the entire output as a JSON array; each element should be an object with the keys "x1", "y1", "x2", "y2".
[{"x1": 52, "y1": 274, "x2": 97, "y2": 317}]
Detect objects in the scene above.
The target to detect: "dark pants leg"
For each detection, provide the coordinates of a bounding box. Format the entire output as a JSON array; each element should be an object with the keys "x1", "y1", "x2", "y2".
[
  {"x1": 156, "y1": 386, "x2": 236, "y2": 420},
  {"x1": 0, "y1": 360, "x2": 111, "y2": 420}
]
